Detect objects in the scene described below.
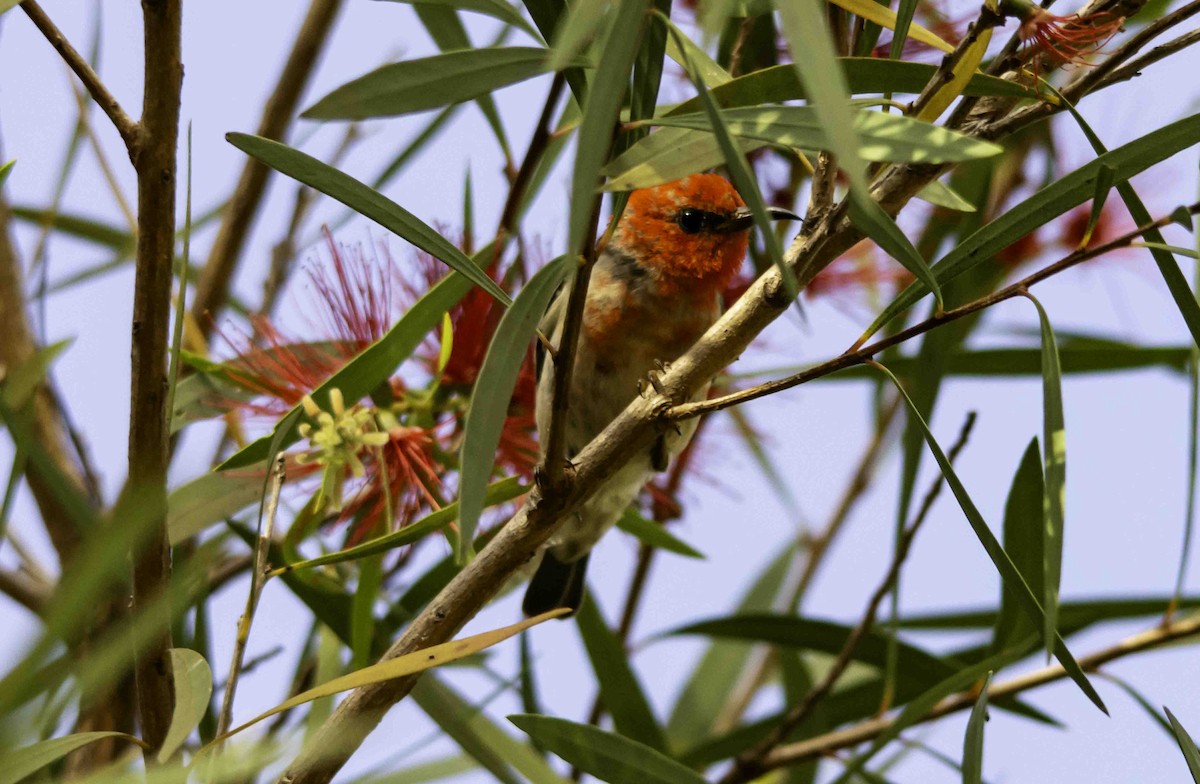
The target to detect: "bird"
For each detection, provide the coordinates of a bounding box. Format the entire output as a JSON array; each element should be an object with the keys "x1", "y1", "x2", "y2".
[{"x1": 522, "y1": 173, "x2": 800, "y2": 617}]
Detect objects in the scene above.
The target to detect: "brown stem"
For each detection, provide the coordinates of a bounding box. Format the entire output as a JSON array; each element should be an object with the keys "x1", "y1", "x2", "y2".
[
  {"x1": 20, "y1": 1, "x2": 140, "y2": 154},
  {"x1": 761, "y1": 612, "x2": 1200, "y2": 772},
  {"x1": 720, "y1": 412, "x2": 978, "y2": 784},
  {"x1": 127, "y1": 0, "x2": 183, "y2": 756},
  {"x1": 191, "y1": 0, "x2": 344, "y2": 337},
  {"x1": 0, "y1": 569, "x2": 50, "y2": 616},
  {"x1": 668, "y1": 203, "x2": 1200, "y2": 421}
]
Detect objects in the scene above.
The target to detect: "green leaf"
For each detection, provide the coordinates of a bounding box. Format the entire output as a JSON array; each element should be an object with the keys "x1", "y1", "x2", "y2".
[
  {"x1": 902, "y1": 594, "x2": 1200, "y2": 632},
  {"x1": 273, "y1": 477, "x2": 528, "y2": 573},
  {"x1": 1052, "y1": 88, "x2": 1200, "y2": 350},
  {"x1": 547, "y1": 0, "x2": 610, "y2": 71},
  {"x1": 665, "y1": 59, "x2": 1034, "y2": 118},
  {"x1": 304, "y1": 47, "x2": 555, "y2": 120},
  {"x1": 842, "y1": 650, "x2": 1020, "y2": 779},
  {"x1": 158, "y1": 648, "x2": 213, "y2": 762},
  {"x1": 0, "y1": 160, "x2": 13, "y2": 189},
  {"x1": 666, "y1": 542, "x2": 794, "y2": 745},
  {"x1": 458, "y1": 255, "x2": 570, "y2": 561},
  {"x1": 1081, "y1": 164, "x2": 1117, "y2": 247},
  {"x1": 568, "y1": 0, "x2": 648, "y2": 254},
  {"x1": 993, "y1": 438, "x2": 1045, "y2": 652},
  {"x1": 9, "y1": 205, "x2": 134, "y2": 253},
  {"x1": 0, "y1": 732, "x2": 145, "y2": 784},
  {"x1": 863, "y1": 112, "x2": 1200, "y2": 340},
  {"x1": 381, "y1": 0, "x2": 540, "y2": 38},
  {"x1": 1166, "y1": 707, "x2": 1200, "y2": 783},
  {"x1": 1026, "y1": 294, "x2": 1065, "y2": 660},
  {"x1": 1, "y1": 339, "x2": 73, "y2": 410},
  {"x1": 962, "y1": 671, "x2": 992, "y2": 784},
  {"x1": 220, "y1": 261, "x2": 479, "y2": 469},
  {"x1": 669, "y1": 614, "x2": 960, "y2": 685},
  {"x1": 663, "y1": 17, "x2": 796, "y2": 295},
  {"x1": 168, "y1": 471, "x2": 267, "y2": 544},
  {"x1": 416, "y1": 677, "x2": 570, "y2": 784},
  {"x1": 642, "y1": 107, "x2": 1002, "y2": 164},
  {"x1": 615, "y1": 508, "x2": 704, "y2": 558},
  {"x1": 509, "y1": 714, "x2": 707, "y2": 784},
  {"x1": 602, "y1": 127, "x2": 764, "y2": 191},
  {"x1": 850, "y1": 198, "x2": 942, "y2": 312},
  {"x1": 576, "y1": 593, "x2": 668, "y2": 752},
  {"x1": 226, "y1": 134, "x2": 509, "y2": 307},
  {"x1": 917, "y1": 180, "x2": 977, "y2": 213},
  {"x1": 872, "y1": 362, "x2": 1107, "y2": 714}
]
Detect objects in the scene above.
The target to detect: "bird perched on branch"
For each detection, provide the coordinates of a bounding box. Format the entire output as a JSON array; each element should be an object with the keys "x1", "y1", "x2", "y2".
[{"x1": 523, "y1": 173, "x2": 799, "y2": 617}]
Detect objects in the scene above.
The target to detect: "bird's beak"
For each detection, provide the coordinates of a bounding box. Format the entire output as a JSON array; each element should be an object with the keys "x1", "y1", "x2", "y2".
[{"x1": 719, "y1": 205, "x2": 803, "y2": 232}]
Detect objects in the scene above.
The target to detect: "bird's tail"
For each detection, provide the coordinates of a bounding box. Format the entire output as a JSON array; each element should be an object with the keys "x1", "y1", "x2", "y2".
[{"x1": 522, "y1": 550, "x2": 590, "y2": 618}]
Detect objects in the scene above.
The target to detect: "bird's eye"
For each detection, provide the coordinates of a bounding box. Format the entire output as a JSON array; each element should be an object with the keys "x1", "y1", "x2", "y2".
[{"x1": 677, "y1": 208, "x2": 707, "y2": 234}]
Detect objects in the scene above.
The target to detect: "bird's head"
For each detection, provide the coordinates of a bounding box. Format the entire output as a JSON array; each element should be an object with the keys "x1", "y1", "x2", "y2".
[{"x1": 609, "y1": 173, "x2": 799, "y2": 297}]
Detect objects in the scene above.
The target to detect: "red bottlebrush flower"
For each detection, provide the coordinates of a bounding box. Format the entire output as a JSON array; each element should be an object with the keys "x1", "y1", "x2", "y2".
[
  {"x1": 1004, "y1": 0, "x2": 1124, "y2": 70},
  {"x1": 806, "y1": 241, "x2": 915, "y2": 299},
  {"x1": 221, "y1": 230, "x2": 400, "y2": 415},
  {"x1": 341, "y1": 421, "x2": 446, "y2": 543}
]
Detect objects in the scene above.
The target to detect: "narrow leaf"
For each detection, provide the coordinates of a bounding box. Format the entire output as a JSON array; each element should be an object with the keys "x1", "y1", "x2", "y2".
[
  {"x1": 872, "y1": 362, "x2": 1106, "y2": 713},
  {"x1": 825, "y1": 0, "x2": 953, "y2": 52},
  {"x1": 381, "y1": 0, "x2": 540, "y2": 38},
  {"x1": 304, "y1": 48, "x2": 554, "y2": 120},
  {"x1": 1166, "y1": 707, "x2": 1200, "y2": 783},
  {"x1": 962, "y1": 671, "x2": 993, "y2": 784},
  {"x1": 1081, "y1": 164, "x2": 1117, "y2": 248},
  {"x1": 458, "y1": 256, "x2": 569, "y2": 561},
  {"x1": 158, "y1": 648, "x2": 213, "y2": 762},
  {"x1": 992, "y1": 438, "x2": 1045, "y2": 652},
  {"x1": 220, "y1": 262, "x2": 479, "y2": 469},
  {"x1": 862, "y1": 112, "x2": 1200, "y2": 340},
  {"x1": 227, "y1": 134, "x2": 510, "y2": 306},
  {"x1": 568, "y1": 0, "x2": 649, "y2": 254},
  {"x1": 272, "y1": 477, "x2": 528, "y2": 574},
  {"x1": 215, "y1": 610, "x2": 568, "y2": 742},
  {"x1": 576, "y1": 593, "x2": 668, "y2": 751},
  {"x1": 509, "y1": 714, "x2": 706, "y2": 784},
  {"x1": 615, "y1": 508, "x2": 704, "y2": 558},
  {"x1": 1027, "y1": 294, "x2": 1065, "y2": 660},
  {"x1": 0, "y1": 733, "x2": 146, "y2": 784}
]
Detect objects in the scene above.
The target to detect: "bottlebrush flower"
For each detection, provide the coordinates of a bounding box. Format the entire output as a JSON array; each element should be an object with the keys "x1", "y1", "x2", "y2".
[{"x1": 1003, "y1": 0, "x2": 1124, "y2": 71}]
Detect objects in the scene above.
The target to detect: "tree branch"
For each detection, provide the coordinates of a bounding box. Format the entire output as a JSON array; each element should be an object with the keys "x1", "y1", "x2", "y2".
[
  {"x1": 191, "y1": 0, "x2": 344, "y2": 338},
  {"x1": 668, "y1": 203, "x2": 1200, "y2": 421},
  {"x1": 19, "y1": 0, "x2": 139, "y2": 155},
  {"x1": 0, "y1": 568, "x2": 50, "y2": 616},
  {"x1": 720, "y1": 412, "x2": 978, "y2": 784},
  {"x1": 761, "y1": 611, "x2": 1200, "y2": 772},
  {"x1": 127, "y1": 0, "x2": 183, "y2": 756}
]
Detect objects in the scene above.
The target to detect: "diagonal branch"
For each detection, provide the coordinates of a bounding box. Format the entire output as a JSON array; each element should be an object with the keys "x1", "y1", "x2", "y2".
[
  {"x1": 191, "y1": 0, "x2": 344, "y2": 338},
  {"x1": 668, "y1": 203, "x2": 1200, "y2": 421},
  {"x1": 761, "y1": 611, "x2": 1200, "y2": 772},
  {"x1": 20, "y1": 0, "x2": 139, "y2": 155}
]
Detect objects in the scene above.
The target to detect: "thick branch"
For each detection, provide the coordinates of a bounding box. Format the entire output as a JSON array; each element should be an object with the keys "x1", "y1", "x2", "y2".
[
  {"x1": 191, "y1": 0, "x2": 344, "y2": 337},
  {"x1": 20, "y1": 1, "x2": 139, "y2": 155},
  {"x1": 762, "y1": 612, "x2": 1200, "y2": 771},
  {"x1": 128, "y1": 0, "x2": 183, "y2": 755}
]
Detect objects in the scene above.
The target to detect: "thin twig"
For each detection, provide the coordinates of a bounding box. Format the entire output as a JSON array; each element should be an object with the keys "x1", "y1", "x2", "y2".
[
  {"x1": 66, "y1": 80, "x2": 137, "y2": 234},
  {"x1": 216, "y1": 456, "x2": 287, "y2": 738},
  {"x1": 0, "y1": 568, "x2": 50, "y2": 616},
  {"x1": 20, "y1": 1, "x2": 139, "y2": 154},
  {"x1": 720, "y1": 412, "x2": 978, "y2": 784},
  {"x1": 1066, "y1": 0, "x2": 1200, "y2": 97},
  {"x1": 762, "y1": 611, "x2": 1200, "y2": 772},
  {"x1": 669, "y1": 202, "x2": 1200, "y2": 421},
  {"x1": 1097, "y1": 28, "x2": 1200, "y2": 88},
  {"x1": 712, "y1": 395, "x2": 903, "y2": 733},
  {"x1": 192, "y1": 0, "x2": 344, "y2": 338},
  {"x1": 127, "y1": 0, "x2": 183, "y2": 756},
  {"x1": 492, "y1": 72, "x2": 567, "y2": 269}
]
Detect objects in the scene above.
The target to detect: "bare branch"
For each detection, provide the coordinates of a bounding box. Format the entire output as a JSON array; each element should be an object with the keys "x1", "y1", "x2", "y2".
[
  {"x1": 0, "y1": 568, "x2": 50, "y2": 616},
  {"x1": 668, "y1": 203, "x2": 1200, "y2": 421},
  {"x1": 19, "y1": 0, "x2": 139, "y2": 155},
  {"x1": 762, "y1": 612, "x2": 1200, "y2": 772},
  {"x1": 192, "y1": 0, "x2": 344, "y2": 337},
  {"x1": 127, "y1": 0, "x2": 184, "y2": 756},
  {"x1": 720, "y1": 413, "x2": 978, "y2": 784}
]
